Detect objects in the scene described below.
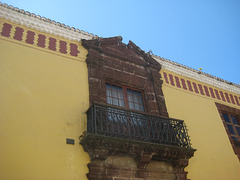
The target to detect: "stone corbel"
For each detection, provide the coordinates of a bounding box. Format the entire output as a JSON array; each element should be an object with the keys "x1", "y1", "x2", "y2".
[
  {"x1": 174, "y1": 158, "x2": 189, "y2": 171},
  {"x1": 136, "y1": 152, "x2": 153, "y2": 169},
  {"x1": 90, "y1": 149, "x2": 109, "y2": 161},
  {"x1": 173, "y1": 158, "x2": 190, "y2": 180}
]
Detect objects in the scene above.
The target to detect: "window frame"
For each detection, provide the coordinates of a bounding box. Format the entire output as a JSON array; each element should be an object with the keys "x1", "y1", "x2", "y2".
[
  {"x1": 216, "y1": 102, "x2": 240, "y2": 161},
  {"x1": 106, "y1": 82, "x2": 145, "y2": 112},
  {"x1": 222, "y1": 113, "x2": 240, "y2": 142}
]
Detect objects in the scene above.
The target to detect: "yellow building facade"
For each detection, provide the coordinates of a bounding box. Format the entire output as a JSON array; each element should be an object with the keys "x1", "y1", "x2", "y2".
[
  {"x1": 1, "y1": 3, "x2": 240, "y2": 180},
  {"x1": 154, "y1": 56, "x2": 240, "y2": 179},
  {"x1": 0, "y1": 3, "x2": 92, "y2": 180}
]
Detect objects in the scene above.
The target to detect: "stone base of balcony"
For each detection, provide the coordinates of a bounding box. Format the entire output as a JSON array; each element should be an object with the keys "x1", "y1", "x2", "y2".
[{"x1": 80, "y1": 133, "x2": 196, "y2": 180}]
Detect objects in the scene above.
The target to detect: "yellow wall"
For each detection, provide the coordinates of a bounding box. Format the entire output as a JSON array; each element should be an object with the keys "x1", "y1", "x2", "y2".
[
  {"x1": 161, "y1": 70, "x2": 240, "y2": 180},
  {"x1": 2, "y1": 16, "x2": 240, "y2": 180},
  {"x1": 0, "y1": 20, "x2": 90, "y2": 180}
]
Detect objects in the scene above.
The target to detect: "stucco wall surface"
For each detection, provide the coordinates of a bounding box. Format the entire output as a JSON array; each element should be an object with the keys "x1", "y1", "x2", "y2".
[
  {"x1": 161, "y1": 71, "x2": 240, "y2": 180},
  {"x1": 0, "y1": 28, "x2": 90, "y2": 180}
]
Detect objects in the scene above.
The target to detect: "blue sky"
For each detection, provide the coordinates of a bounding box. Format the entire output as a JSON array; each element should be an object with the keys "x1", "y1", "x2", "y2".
[{"x1": 2, "y1": 0, "x2": 240, "y2": 84}]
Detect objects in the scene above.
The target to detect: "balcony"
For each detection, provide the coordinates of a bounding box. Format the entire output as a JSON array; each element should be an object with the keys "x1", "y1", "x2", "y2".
[
  {"x1": 83, "y1": 103, "x2": 192, "y2": 148},
  {"x1": 80, "y1": 103, "x2": 196, "y2": 179}
]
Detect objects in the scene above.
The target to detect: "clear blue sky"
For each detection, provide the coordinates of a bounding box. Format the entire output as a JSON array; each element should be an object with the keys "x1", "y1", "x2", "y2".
[{"x1": 2, "y1": 0, "x2": 240, "y2": 84}]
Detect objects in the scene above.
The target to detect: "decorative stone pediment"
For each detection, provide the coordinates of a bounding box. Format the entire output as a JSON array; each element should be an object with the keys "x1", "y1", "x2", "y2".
[
  {"x1": 82, "y1": 37, "x2": 169, "y2": 117},
  {"x1": 82, "y1": 36, "x2": 161, "y2": 70}
]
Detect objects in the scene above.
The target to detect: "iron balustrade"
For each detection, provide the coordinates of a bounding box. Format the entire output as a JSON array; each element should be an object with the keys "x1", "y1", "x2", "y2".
[{"x1": 87, "y1": 104, "x2": 192, "y2": 148}]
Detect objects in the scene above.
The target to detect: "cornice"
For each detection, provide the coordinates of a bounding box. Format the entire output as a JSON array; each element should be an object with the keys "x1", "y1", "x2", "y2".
[
  {"x1": 0, "y1": 2, "x2": 98, "y2": 41},
  {"x1": 152, "y1": 55, "x2": 240, "y2": 95}
]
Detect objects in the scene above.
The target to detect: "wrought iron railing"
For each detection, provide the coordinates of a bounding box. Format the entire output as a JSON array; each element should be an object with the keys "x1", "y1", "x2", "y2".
[{"x1": 86, "y1": 103, "x2": 192, "y2": 148}]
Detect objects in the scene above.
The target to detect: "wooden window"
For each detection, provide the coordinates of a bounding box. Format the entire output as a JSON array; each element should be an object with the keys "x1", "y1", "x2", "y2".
[
  {"x1": 106, "y1": 83, "x2": 144, "y2": 112},
  {"x1": 106, "y1": 84, "x2": 125, "y2": 107},
  {"x1": 222, "y1": 113, "x2": 240, "y2": 141},
  {"x1": 216, "y1": 103, "x2": 240, "y2": 161}
]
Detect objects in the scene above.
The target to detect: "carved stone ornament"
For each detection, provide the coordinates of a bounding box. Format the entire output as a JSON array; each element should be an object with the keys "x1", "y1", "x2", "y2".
[
  {"x1": 81, "y1": 37, "x2": 196, "y2": 179},
  {"x1": 82, "y1": 36, "x2": 169, "y2": 117},
  {"x1": 80, "y1": 133, "x2": 196, "y2": 180}
]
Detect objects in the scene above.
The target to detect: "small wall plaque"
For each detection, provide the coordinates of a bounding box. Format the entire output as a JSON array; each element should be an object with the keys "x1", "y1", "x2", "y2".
[{"x1": 66, "y1": 138, "x2": 75, "y2": 145}]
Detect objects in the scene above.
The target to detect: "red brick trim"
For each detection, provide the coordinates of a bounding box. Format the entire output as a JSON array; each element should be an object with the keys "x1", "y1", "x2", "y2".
[
  {"x1": 235, "y1": 96, "x2": 240, "y2": 106},
  {"x1": 220, "y1": 91, "x2": 226, "y2": 102},
  {"x1": 181, "y1": 78, "x2": 187, "y2": 90},
  {"x1": 0, "y1": 22, "x2": 80, "y2": 57},
  {"x1": 198, "y1": 84, "x2": 204, "y2": 95},
  {"x1": 187, "y1": 80, "x2": 193, "y2": 92},
  {"x1": 1, "y1": 23, "x2": 11, "y2": 37},
  {"x1": 215, "y1": 89, "x2": 221, "y2": 100},
  {"x1": 37, "y1": 34, "x2": 46, "y2": 48},
  {"x1": 192, "y1": 82, "x2": 199, "y2": 94},
  {"x1": 59, "y1": 40, "x2": 67, "y2": 54},
  {"x1": 204, "y1": 85, "x2": 210, "y2": 97},
  {"x1": 13, "y1": 27, "x2": 24, "y2": 41},
  {"x1": 230, "y1": 94, "x2": 236, "y2": 104},
  {"x1": 175, "y1": 76, "x2": 181, "y2": 88},
  {"x1": 209, "y1": 87, "x2": 215, "y2": 98},
  {"x1": 169, "y1": 74, "x2": 175, "y2": 86},
  {"x1": 163, "y1": 72, "x2": 240, "y2": 107},
  {"x1": 163, "y1": 72, "x2": 169, "y2": 84},
  {"x1": 48, "y1": 37, "x2": 57, "y2": 51},
  {"x1": 25, "y1": 31, "x2": 35, "y2": 44},
  {"x1": 70, "y1": 43, "x2": 79, "y2": 56},
  {"x1": 225, "y1": 93, "x2": 231, "y2": 103}
]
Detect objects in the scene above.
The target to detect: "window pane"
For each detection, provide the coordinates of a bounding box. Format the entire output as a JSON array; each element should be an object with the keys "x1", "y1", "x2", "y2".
[
  {"x1": 236, "y1": 126, "x2": 240, "y2": 136},
  {"x1": 112, "y1": 98, "x2": 118, "y2": 106},
  {"x1": 119, "y1": 100, "x2": 125, "y2": 107},
  {"x1": 106, "y1": 89, "x2": 111, "y2": 97},
  {"x1": 139, "y1": 105, "x2": 144, "y2": 111},
  {"x1": 112, "y1": 90, "x2": 117, "y2": 98},
  {"x1": 135, "y1": 104, "x2": 140, "y2": 111},
  {"x1": 106, "y1": 83, "x2": 144, "y2": 112},
  {"x1": 139, "y1": 95, "x2": 144, "y2": 104},
  {"x1": 127, "y1": 89, "x2": 144, "y2": 112},
  {"x1": 118, "y1": 91, "x2": 124, "y2": 100},
  {"x1": 111, "y1": 84, "x2": 118, "y2": 91},
  {"x1": 107, "y1": 96, "x2": 112, "y2": 104},
  {"x1": 222, "y1": 113, "x2": 231, "y2": 123},
  {"x1": 139, "y1": 104, "x2": 144, "y2": 112},
  {"x1": 133, "y1": 94, "x2": 139, "y2": 103},
  {"x1": 106, "y1": 84, "x2": 124, "y2": 107},
  {"x1": 230, "y1": 115, "x2": 239, "y2": 125},
  {"x1": 227, "y1": 124, "x2": 236, "y2": 135},
  {"x1": 106, "y1": 84, "x2": 111, "y2": 89},
  {"x1": 231, "y1": 136, "x2": 238, "y2": 141},
  {"x1": 128, "y1": 94, "x2": 133, "y2": 102},
  {"x1": 129, "y1": 102, "x2": 134, "y2": 109}
]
